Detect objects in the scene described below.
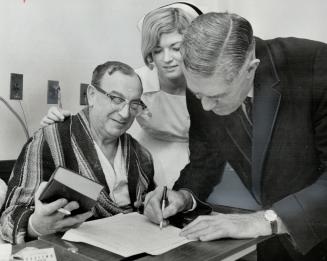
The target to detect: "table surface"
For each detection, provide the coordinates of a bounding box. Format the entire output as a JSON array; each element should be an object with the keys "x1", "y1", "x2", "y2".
[
  {"x1": 12, "y1": 234, "x2": 270, "y2": 261},
  {"x1": 13, "y1": 205, "x2": 270, "y2": 261}
]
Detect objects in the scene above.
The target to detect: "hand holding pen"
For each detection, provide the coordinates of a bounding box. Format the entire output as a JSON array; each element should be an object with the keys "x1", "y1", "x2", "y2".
[
  {"x1": 160, "y1": 186, "x2": 168, "y2": 230},
  {"x1": 143, "y1": 187, "x2": 189, "y2": 226}
]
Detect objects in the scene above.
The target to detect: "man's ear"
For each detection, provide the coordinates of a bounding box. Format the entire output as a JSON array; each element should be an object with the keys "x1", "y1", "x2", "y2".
[
  {"x1": 87, "y1": 85, "x2": 96, "y2": 107},
  {"x1": 246, "y1": 59, "x2": 260, "y2": 79}
]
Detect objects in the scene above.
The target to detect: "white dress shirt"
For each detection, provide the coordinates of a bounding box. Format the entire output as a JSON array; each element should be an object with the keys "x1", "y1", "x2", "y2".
[{"x1": 94, "y1": 140, "x2": 130, "y2": 206}]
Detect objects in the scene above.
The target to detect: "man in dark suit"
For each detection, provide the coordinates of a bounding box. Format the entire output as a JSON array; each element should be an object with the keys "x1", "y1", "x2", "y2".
[{"x1": 144, "y1": 12, "x2": 327, "y2": 260}]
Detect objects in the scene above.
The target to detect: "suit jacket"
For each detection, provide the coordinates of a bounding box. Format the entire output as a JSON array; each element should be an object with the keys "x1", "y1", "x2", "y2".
[
  {"x1": 174, "y1": 37, "x2": 327, "y2": 257},
  {"x1": 0, "y1": 108, "x2": 155, "y2": 244}
]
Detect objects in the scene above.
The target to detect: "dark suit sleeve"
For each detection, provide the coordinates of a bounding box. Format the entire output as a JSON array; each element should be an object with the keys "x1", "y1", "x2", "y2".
[
  {"x1": 272, "y1": 45, "x2": 327, "y2": 254},
  {"x1": 173, "y1": 89, "x2": 226, "y2": 201}
]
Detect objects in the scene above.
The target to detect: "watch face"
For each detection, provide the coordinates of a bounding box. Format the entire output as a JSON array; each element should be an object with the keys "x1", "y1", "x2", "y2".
[{"x1": 265, "y1": 210, "x2": 277, "y2": 221}]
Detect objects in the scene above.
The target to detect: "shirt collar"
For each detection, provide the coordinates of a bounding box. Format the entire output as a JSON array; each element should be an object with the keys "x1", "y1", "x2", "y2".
[{"x1": 247, "y1": 86, "x2": 254, "y2": 99}]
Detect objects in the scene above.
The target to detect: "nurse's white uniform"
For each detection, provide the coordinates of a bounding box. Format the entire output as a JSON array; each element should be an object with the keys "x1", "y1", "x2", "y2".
[{"x1": 128, "y1": 66, "x2": 190, "y2": 188}]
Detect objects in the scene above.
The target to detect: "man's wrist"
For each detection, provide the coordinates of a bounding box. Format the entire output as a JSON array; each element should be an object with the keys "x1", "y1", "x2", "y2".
[
  {"x1": 27, "y1": 214, "x2": 44, "y2": 238},
  {"x1": 262, "y1": 209, "x2": 289, "y2": 235},
  {"x1": 263, "y1": 209, "x2": 278, "y2": 235}
]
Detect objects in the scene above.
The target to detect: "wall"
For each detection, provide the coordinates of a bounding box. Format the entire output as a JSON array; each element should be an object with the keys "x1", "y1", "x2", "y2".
[
  {"x1": 0, "y1": 0, "x2": 217, "y2": 160},
  {"x1": 0, "y1": 0, "x2": 326, "y2": 160},
  {"x1": 226, "y1": 0, "x2": 327, "y2": 43}
]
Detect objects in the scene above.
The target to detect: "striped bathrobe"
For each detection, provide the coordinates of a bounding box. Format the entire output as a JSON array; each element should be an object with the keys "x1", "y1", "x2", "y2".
[{"x1": 0, "y1": 108, "x2": 155, "y2": 244}]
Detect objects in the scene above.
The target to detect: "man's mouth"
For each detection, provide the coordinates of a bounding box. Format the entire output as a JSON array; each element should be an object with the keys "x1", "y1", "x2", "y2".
[{"x1": 111, "y1": 118, "x2": 127, "y2": 125}]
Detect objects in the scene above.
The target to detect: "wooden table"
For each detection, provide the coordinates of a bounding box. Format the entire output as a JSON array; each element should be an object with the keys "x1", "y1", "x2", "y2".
[
  {"x1": 13, "y1": 205, "x2": 269, "y2": 260},
  {"x1": 12, "y1": 234, "x2": 269, "y2": 261}
]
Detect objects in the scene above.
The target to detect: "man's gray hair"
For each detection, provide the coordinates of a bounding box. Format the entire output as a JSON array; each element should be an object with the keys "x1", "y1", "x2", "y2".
[
  {"x1": 91, "y1": 61, "x2": 139, "y2": 89},
  {"x1": 181, "y1": 12, "x2": 254, "y2": 83}
]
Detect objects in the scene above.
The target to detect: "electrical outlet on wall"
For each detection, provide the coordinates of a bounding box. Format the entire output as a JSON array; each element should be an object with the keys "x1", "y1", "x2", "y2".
[
  {"x1": 80, "y1": 83, "x2": 88, "y2": 105},
  {"x1": 47, "y1": 80, "x2": 59, "y2": 104},
  {"x1": 10, "y1": 73, "x2": 23, "y2": 100}
]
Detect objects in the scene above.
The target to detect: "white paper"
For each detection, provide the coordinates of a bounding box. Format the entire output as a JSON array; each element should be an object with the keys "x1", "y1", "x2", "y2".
[
  {"x1": 0, "y1": 244, "x2": 11, "y2": 261},
  {"x1": 12, "y1": 247, "x2": 57, "y2": 261},
  {"x1": 62, "y1": 212, "x2": 192, "y2": 257}
]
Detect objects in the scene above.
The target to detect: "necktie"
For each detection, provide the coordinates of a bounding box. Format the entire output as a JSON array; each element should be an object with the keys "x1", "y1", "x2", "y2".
[{"x1": 243, "y1": 97, "x2": 253, "y2": 124}]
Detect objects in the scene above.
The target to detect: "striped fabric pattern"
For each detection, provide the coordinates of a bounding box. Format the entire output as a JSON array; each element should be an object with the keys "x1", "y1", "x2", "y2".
[{"x1": 0, "y1": 108, "x2": 155, "y2": 244}]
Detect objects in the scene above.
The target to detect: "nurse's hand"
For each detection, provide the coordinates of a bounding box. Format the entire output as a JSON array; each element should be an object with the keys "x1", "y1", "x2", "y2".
[{"x1": 40, "y1": 107, "x2": 71, "y2": 127}]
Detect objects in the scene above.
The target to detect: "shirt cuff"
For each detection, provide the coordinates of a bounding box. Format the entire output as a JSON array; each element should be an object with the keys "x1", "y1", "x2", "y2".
[
  {"x1": 184, "y1": 193, "x2": 197, "y2": 212},
  {"x1": 28, "y1": 215, "x2": 43, "y2": 238}
]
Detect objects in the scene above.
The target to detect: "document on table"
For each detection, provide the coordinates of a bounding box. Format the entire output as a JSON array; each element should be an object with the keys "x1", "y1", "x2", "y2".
[
  {"x1": 0, "y1": 243, "x2": 12, "y2": 261},
  {"x1": 62, "y1": 212, "x2": 193, "y2": 257}
]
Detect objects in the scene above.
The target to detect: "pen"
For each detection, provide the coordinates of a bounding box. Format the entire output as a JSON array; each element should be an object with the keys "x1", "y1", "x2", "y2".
[
  {"x1": 58, "y1": 208, "x2": 71, "y2": 215},
  {"x1": 160, "y1": 186, "x2": 167, "y2": 230}
]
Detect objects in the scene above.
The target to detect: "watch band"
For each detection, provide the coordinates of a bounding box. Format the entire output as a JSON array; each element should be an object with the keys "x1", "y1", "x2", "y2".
[
  {"x1": 270, "y1": 219, "x2": 278, "y2": 235},
  {"x1": 264, "y1": 210, "x2": 278, "y2": 235}
]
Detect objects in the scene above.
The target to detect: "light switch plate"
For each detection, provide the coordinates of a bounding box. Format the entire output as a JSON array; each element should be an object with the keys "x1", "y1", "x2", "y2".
[
  {"x1": 47, "y1": 80, "x2": 59, "y2": 104},
  {"x1": 80, "y1": 83, "x2": 88, "y2": 105},
  {"x1": 10, "y1": 73, "x2": 23, "y2": 100}
]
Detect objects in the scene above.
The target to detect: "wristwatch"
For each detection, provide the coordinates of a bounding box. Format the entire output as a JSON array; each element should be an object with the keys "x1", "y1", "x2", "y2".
[{"x1": 264, "y1": 209, "x2": 278, "y2": 235}]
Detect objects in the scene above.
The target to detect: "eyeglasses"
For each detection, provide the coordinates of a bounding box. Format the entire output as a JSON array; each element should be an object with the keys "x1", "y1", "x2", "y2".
[{"x1": 90, "y1": 84, "x2": 146, "y2": 116}]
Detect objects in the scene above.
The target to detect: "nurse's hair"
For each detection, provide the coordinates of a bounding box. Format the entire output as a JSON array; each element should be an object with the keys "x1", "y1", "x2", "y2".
[
  {"x1": 141, "y1": 5, "x2": 201, "y2": 69},
  {"x1": 181, "y1": 12, "x2": 255, "y2": 83}
]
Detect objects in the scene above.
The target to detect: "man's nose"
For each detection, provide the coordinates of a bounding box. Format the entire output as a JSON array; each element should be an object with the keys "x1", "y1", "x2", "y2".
[{"x1": 118, "y1": 103, "x2": 130, "y2": 118}]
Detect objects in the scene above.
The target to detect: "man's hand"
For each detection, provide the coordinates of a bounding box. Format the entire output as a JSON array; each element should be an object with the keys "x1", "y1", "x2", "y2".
[
  {"x1": 40, "y1": 107, "x2": 71, "y2": 127},
  {"x1": 28, "y1": 182, "x2": 93, "y2": 237},
  {"x1": 143, "y1": 187, "x2": 193, "y2": 226},
  {"x1": 180, "y1": 211, "x2": 273, "y2": 241}
]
